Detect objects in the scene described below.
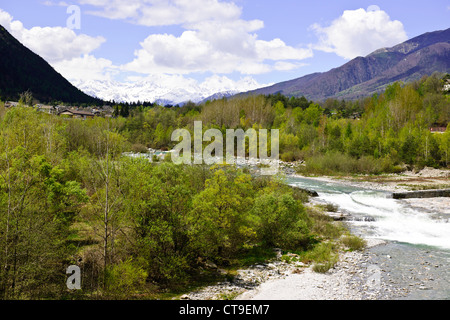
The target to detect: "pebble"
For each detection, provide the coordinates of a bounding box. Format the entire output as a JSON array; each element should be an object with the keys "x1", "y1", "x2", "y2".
[{"x1": 179, "y1": 247, "x2": 410, "y2": 300}]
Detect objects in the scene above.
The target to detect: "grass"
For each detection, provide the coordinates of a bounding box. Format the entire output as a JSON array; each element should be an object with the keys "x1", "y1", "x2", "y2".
[
  {"x1": 397, "y1": 183, "x2": 450, "y2": 191},
  {"x1": 232, "y1": 246, "x2": 277, "y2": 268},
  {"x1": 340, "y1": 234, "x2": 367, "y2": 251},
  {"x1": 296, "y1": 152, "x2": 403, "y2": 176},
  {"x1": 307, "y1": 205, "x2": 346, "y2": 240},
  {"x1": 312, "y1": 261, "x2": 338, "y2": 273}
]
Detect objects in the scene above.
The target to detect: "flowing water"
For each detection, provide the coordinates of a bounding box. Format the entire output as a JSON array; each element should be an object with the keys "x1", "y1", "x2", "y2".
[{"x1": 286, "y1": 175, "x2": 450, "y2": 299}]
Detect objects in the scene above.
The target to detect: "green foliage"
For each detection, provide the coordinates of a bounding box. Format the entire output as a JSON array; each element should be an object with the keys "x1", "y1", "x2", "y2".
[
  {"x1": 251, "y1": 191, "x2": 310, "y2": 250},
  {"x1": 187, "y1": 169, "x2": 256, "y2": 260},
  {"x1": 298, "y1": 151, "x2": 396, "y2": 176},
  {"x1": 104, "y1": 258, "x2": 148, "y2": 298},
  {"x1": 0, "y1": 72, "x2": 449, "y2": 299},
  {"x1": 340, "y1": 235, "x2": 366, "y2": 251},
  {"x1": 302, "y1": 242, "x2": 339, "y2": 273}
]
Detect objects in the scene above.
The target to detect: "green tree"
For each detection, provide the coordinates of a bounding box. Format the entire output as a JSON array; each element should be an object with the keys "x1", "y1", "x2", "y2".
[
  {"x1": 187, "y1": 169, "x2": 255, "y2": 260},
  {"x1": 252, "y1": 191, "x2": 311, "y2": 250}
]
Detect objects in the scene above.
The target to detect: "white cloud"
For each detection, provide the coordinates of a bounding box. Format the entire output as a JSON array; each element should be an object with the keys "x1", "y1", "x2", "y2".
[
  {"x1": 0, "y1": 9, "x2": 112, "y2": 81},
  {"x1": 74, "y1": 0, "x2": 312, "y2": 76},
  {"x1": 311, "y1": 8, "x2": 408, "y2": 59},
  {"x1": 53, "y1": 54, "x2": 118, "y2": 81},
  {"x1": 78, "y1": 0, "x2": 242, "y2": 27},
  {"x1": 0, "y1": 9, "x2": 105, "y2": 63},
  {"x1": 42, "y1": 1, "x2": 70, "y2": 7},
  {"x1": 20, "y1": 27, "x2": 105, "y2": 63},
  {"x1": 123, "y1": 19, "x2": 312, "y2": 75}
]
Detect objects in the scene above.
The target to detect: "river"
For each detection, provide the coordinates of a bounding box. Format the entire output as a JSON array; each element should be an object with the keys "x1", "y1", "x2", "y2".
[{"x1": 286, "y1": 175, "x2": 450, "y2": 300}]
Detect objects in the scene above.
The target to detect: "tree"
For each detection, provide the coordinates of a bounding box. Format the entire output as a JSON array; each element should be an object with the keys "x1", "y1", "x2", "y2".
[
  {"x1": 85, "y1": 119, "x2": 126, "y2": 287},
  {"x1": 18, "y1": 90, "x2": 34, "y2": 107},
  {"x1": 252, "y1": 191, "x2": 310, "y2": 249},
  {"x1": 187, "y1": 169, "x2": 255, "y2": 260}
]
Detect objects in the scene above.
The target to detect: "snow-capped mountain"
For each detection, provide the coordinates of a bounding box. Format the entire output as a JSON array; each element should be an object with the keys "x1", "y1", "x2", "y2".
[{"x1": 72, "y1": 75, "x2": 271, "y2": 105}]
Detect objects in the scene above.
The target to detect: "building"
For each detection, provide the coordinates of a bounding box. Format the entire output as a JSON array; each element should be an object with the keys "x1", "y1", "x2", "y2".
[
  {"x1": 35, "y1": 104, "x2": 55, "y2": 114},
  {"x1": 58, "y1": 109, "x2": 95, "y2": 119},
  {"x1": 430, "y1": 125, "x2": 447, "y2": 134},
  {"x1": 4, "y1": 101, "x2": 19, "y2": 108}
]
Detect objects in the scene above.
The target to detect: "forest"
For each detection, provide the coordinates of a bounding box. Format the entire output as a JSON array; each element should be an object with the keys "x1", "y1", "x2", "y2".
[
  {"x1": 120, "y1": 73, "x2": 450, "y2": 174},
  {"x1": 0, "y1": 73, "x2": 448, "y2": 299}
]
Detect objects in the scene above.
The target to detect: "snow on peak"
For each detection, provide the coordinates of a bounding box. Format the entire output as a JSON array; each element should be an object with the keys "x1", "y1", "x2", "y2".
[{"x1": 72, "y1": 75, "x2": 270, "y2": 105}]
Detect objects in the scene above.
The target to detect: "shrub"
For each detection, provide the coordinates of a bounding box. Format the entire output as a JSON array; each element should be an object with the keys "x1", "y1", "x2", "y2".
[
  {"x1": 312, "y1": 261, "x2": 337, "y2": 273},
  {"x1": 105, "y1": 258, "x2": 148, "y2": 298},
  {"x1": 131, "y1": 143, "x2": 149, "y2": 153},
  {"x1": 252, "y1": 192, "x2": 312, "y2": 250},
  {"x1": 299, "y1": 152, "x2": 400, "y2": 175},
  {"x1": 340, "y1": 235, "x2": 366, "y2": 251},
  {"x1": 299, "y1": 241, "x2": 339, "y2": 273}
]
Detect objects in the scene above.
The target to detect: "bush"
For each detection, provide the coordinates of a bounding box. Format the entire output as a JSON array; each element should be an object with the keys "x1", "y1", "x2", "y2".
[
  {"x1": 131, "y1": 143, "x2": 149, "y2": 153},
  {"x1": 105, "y1": 258, "x2": 148, "y2": 298},
  {"x1": 340, "y1": 235, "x2": 366, "y2": 251},
  {"x1": 252, "y1": 192, "x2": 312, "y2": 250},
  {"x1": 280, "y1": 149, "x2": 303, "y2": 162},
  {"x1": 299, "y1": 242, "x2": 339, "y2": 273},
  {"x1": 312, "y1": 261, "x2": 337, "y2": 273},
  {"x1": 299, "y1": 152, "x2": 400, "y2": 175}
]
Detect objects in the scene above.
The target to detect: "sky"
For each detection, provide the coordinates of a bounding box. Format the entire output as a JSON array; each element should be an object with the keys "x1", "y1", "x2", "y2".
[{"x1": 0, "y1": 0, "x2": 449, "y2": 91}]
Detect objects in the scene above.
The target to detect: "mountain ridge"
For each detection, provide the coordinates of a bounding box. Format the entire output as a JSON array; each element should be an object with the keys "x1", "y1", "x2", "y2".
[
  {"x1": 242, "y1": 28, "x2": 450, "y2": 101},
  {"x1": 73, "y1": 76, "x2": 268, "y2": 105},
  {"x1": 1, "y1": 24, "x2": 449, "y2": 106},
  {"x1": 0, "y1": 24, "x2": 102, "y2": 105}
]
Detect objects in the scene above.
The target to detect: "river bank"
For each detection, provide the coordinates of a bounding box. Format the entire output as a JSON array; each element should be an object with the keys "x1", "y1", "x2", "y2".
[
  {"x1": 179, "y1": 167, "x2": 449, "y2": 301},
  {"x1": 180, "y1": 238, "x2": 434, "y2": 300},
  {"x1": 180, "y1": 239, "x2": 389, "y2": 301},
  {"x1": 288, "y1": 166, "x2": 450, "y2": 193},
  {"x1": 289, "y1": 166, "x2": 450, "y2": 218}
]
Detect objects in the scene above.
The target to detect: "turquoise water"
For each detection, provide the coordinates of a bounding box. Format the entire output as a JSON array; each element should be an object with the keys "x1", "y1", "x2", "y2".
[
  {"x1": 286, "y1": 175, "x2": 450, "y2": 299},
  {"x1": 286, "y1": 176, "x2": 450, "y2": 250}
]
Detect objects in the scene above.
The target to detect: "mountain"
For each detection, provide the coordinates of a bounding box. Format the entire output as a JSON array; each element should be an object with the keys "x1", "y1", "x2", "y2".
[
  {"x1": 0, "y1": 25, "x2": 102, "y2": 104},
  {"x1": 244, "y1": 28, "x2": 450, "y2": 101},
  {"x1": 73, "y1": 76, "x2": 268, "y2": 106}
]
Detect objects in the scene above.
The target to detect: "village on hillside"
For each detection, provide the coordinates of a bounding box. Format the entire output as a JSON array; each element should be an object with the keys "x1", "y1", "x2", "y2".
[{"x1": 3, "y1": 101, "x2": 114, "y2": 119}]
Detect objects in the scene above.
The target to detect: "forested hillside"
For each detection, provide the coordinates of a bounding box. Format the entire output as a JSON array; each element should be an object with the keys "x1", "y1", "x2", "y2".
[
  {"x1": 122, "y1": 72, "x2": 450, "y2": 174},
  {"x1": 0, "y1": 72, "x2": 448, "y2": 299},
  {"x1": 0, "y1": 102, "x2": 352, "y2": 299},
  {"x1": 0, "y1": 25, "x2": 102, "y2": 105},
  {"x1": 245, "y1": 28, "x2": 450, "y2": 101}
]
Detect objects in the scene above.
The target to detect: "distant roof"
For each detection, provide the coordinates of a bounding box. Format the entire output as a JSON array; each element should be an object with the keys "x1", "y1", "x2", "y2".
[
  {"x1": 59, "y1": 109, "x2": 95, "y2": 116},
  {"x1": 36, "y1": 104, "x2": 54, "y2": 109}
]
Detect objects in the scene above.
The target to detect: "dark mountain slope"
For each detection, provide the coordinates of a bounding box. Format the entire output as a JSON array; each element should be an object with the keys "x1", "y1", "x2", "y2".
[
  {"x1": 0, "y1": 25, "x2": 102, "y2": 104},
  {"x1": 245, "y1": 28, "x2": 450, "y2": 101}
]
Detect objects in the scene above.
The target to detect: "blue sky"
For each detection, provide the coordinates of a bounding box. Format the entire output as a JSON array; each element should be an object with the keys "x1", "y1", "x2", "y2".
[{"x1": 0, "y1": 0, "x2": 449, "y2": 90}]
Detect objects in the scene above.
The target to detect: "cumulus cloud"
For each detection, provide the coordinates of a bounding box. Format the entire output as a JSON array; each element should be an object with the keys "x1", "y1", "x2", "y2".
[
  {"x1": 52, "y1": 54, "x2": 118, "y2": 81},
  {"x1": 0, "y1": 9, "x2": 105, "y2": 63},
  {"x1": 74, "y1": 0, "x2": 312, "y2": 76},
  {"x1": 0, "y1": 9, "x2": 113, "y2": 81},
  {"x1": 311, "y1": 8, "x2": 408, "y2": 59},
  {"x1": 123, "y1": 19, "x2": 312, "y2": 75}
]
